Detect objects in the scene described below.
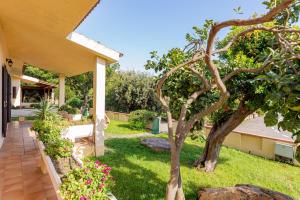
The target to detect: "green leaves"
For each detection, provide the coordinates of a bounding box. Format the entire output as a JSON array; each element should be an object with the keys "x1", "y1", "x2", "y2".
[
  {"x1": 128, "y1": 109, "x2": 157, "y2": 129},
  {"x1": 24, "y1": 65, "x2": 58, "y2": 84},
  {"x1": 233, "y1": 6, "x2": 243, "y2": 15},
  {"x1": 60, "y1": 160, "x2": 113, "y2": 200},
  {"x1": 106, "y1": 71, "x2": 162, "y2": 113},
  {"x1": 32, "y1": 106, "x2": 72, "y2": 160},
  {"x1": 264, "y1": 110, "x2": 278, "y2": 126}
]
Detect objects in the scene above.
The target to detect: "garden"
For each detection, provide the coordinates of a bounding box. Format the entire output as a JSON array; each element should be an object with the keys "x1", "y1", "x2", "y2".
[
  {"x1": 96, "y1": 137, "x2": 300, "y2": 200},
  {"x1": 24, "y1": 0, "x2": 300, "y2": 199},
  {"x1": 31, "y1": 101, "x2": 115, "y2": 200},
  {"x1": 31, "y1": 99, "x2": 300, "y2": 200}
]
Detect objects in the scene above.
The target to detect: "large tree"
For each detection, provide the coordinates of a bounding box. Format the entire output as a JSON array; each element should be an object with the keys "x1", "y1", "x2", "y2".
[
  {"x1": 66, "y1": 72, "x2": 93, "y2": 109},
  {"x1": 146, "y1": 0, "x2": 299, "y2": 199},
  {"x1": 106, "y1": 70, "x2": 162, "y2": 113}
]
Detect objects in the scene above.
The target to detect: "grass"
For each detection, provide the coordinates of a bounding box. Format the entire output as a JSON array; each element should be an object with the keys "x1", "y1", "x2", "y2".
[
  {"x1": 93, "y1": 135, "x2": 300, "y2": 200},
  {"x1": 105, "y1": 120, "x2": 147, "y2": 135}
]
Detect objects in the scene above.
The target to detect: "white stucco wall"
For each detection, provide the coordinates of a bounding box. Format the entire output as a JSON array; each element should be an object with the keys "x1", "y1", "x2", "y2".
[
  {"x1": 11, "y1": 77, "x2": 21, "y2": 107},
  {"x1": 0, "y1": 23, "x2": 9, "y2": 149}
]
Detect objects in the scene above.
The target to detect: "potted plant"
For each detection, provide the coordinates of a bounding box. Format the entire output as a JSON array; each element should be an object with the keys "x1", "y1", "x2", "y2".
[{"x1": 59, "y1": 104, "x2": 82, "y2": 121}]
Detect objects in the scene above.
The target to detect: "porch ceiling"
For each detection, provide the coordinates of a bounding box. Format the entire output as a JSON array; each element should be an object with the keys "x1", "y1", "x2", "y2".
[{"x1": 0, "y1": 0, "x2": 121, "y2": 76}]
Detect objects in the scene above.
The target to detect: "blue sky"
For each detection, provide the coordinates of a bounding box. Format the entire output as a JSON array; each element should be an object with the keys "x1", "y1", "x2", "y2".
[{"x1": 77, "y1": 0, "x2": 266, "y2": 72}]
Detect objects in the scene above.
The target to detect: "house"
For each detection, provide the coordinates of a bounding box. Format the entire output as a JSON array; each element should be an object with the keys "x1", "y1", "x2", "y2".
[
  {"x1": 205, "y1": 116, "x2": 296, "y2": 160},
  {"x1": 0, "y1": 0, "x2": 122, "y2": 156},
  {"x1": 11, "y1": 73, "x2": 57, "y2": 108}
]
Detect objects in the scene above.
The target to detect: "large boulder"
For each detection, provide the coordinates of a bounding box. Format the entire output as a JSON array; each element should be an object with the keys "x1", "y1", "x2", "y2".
[
  {"x1": 141, "y1": 138, "x2": 170, "y2": 152},
  {"x1": 198, "y1": 184, "x2": 293, "y2": 200}
]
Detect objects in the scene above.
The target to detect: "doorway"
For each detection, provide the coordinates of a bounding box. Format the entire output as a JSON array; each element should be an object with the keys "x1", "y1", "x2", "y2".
[{"x1": 2, "y1": 65, "x2": 11, "y2": 137}]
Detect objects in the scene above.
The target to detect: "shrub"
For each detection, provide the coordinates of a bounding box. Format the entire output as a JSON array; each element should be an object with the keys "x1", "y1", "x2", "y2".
[
  {"x1": 33, "y1": 120, "x2": 60, "y2": 144},
  {"x1": 59, "y1": 105, "x2": 81, "y2": 114},
  {"x1": 60, "y1": 160, "x2": 113, "y2": 200},
  {"x1": 59, "y1": 104, "x2": 70, "y2": 112},
  {"x1": 35, "y1": 100, "x2": 57, "y2": 120},
  {"x1": 44, "y1": 138, "x2": 73, "y2": 160},
  {"x1": 32, "y1": 110, "x2": 70, "y2": 160},
  {"x1": 66, "y1": 97, "x2": 83, "y2": 109},
  {"x1": 128, "y1": 109, "x2": 157, "y2": 129},
  {"x1": 68, "y1": 107, "x2": 80, "y2": 115}
]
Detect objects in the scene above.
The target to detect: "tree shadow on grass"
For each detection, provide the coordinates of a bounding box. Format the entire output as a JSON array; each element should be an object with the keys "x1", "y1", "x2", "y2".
[
  {"x1": 116, "y1": 123, "x2": 132, "y2": 129},
  {"x1": 90, "y1": 138, "x2": 229, "y2": 199},
  {"x1": 114, "y1": 123, "x2": 146, "y2": 133}
]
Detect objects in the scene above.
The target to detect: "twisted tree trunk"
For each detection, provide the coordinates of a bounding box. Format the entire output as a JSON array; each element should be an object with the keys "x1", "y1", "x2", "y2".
[
  {"x1": 194, "y1": 101, "x2": 255, "y2": 172},
  {"x1": 166, "y1": 148, "x2": 185, "y2": 200}
]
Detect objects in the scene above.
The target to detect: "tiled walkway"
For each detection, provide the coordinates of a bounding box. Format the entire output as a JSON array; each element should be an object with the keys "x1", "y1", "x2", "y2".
[{"x1": 0, "y1": 121, "x2": 57, "y2": 200}]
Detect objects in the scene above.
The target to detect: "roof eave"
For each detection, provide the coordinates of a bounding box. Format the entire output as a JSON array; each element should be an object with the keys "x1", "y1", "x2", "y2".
[{"x1": 67, "y1": 32, "x2": 123, "y2": 64}]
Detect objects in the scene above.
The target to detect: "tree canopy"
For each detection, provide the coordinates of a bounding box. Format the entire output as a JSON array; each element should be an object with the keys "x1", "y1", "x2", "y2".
[{"x1": 146, "y1": 0, "x2": 300, "y2": 198}]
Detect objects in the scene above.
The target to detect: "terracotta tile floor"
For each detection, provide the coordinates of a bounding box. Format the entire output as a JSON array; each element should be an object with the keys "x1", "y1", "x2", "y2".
[{"x1": 0, "y1": 121, "x2": 58, "y2": 200}]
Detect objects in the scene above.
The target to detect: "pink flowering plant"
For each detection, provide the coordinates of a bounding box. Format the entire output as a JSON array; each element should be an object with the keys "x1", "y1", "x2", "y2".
[{"x1": 60, "y1": 160, "x2": 113, "y2": 200}]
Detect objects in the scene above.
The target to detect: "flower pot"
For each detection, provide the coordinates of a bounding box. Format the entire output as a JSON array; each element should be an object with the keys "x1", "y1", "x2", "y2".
[
  {"x1": 37, "y1": 139, "x2": 117, "y2": 200},
  {"x1": 67, "y1": 114, "x2": 82, "y2": 121},
  {"x1": 36, "y1": 140, "x2": 63, "y2": 200},
  {"x1": 61, "y1": 124, "x2": 94, "y2": 142}
]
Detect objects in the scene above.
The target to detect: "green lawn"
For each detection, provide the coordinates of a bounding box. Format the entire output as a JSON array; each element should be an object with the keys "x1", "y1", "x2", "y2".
[
  {"x1": 105, "y1": 120, "x2": 147, "y2": 135},
  {"x1": 94, "y1": 136, "x2": 300, "y2": 200}
]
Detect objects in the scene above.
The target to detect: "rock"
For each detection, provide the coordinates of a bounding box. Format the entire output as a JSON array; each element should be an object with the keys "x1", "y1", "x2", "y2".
[
  {"x1": 198, "y1": 184, "x2": 293, "y2": 200},
  {"x1": 141, "y1": 138, "x2": 170, "y2": 152}
]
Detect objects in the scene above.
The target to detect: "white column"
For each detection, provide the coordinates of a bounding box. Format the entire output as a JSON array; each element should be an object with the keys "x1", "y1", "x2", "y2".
[
  {"x1": 11, "y1": 78, "x2": 21, "y2": 107},
  {"x1": 93, "y1": 57, "x2": 106, "y2": 156},
  {"x1": 58, "y1": 74, "x2": 65, "y2": 107}
]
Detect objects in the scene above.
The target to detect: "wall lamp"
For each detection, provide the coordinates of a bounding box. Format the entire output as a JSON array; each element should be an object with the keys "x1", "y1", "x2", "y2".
[{"x1": 6, "y1": 58, "x2": 13, "y2": 67}]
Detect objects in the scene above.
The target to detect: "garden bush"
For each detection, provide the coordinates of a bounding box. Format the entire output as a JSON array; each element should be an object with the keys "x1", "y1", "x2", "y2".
[
  {"x1": 60, "y1": 160, "x2": 113, "y2": 200},
  {"x1": 66, "y1": 97, "x2": 83, "y2": 109},
  {"x1": 32, "y1": 106, "x2": 73, "y2": 160},
  {"x1": 128, "y1": 109, "x2": 157, "y2": 129},
  {"x1": 44, "y1": 138, "x2": 73, "y2": 160},
  {"x1": 32, "y1": 113, "x2": 68, "y2": 144},
  {"x1": 59, "y1": 104, "x2": 81, "y2": 114},
  {"x1": 35, "y1": 100, "x2": 57, "y2": 120}
]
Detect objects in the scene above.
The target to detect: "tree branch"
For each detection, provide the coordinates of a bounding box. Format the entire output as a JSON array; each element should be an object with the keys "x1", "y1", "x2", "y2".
[
  {"x1": 205, "y1": 0, "x2": 294, "y2": 98},
  {"x1": 156, "y1": 0, "x2": 296, "y2": 148}
]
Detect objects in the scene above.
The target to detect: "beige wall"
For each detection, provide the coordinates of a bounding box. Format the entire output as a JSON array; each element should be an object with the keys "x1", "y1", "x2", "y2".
[
  {"x1": 0, "y1": 22, "x2": 9, "y2": 148},
  {"x1": 205, "y1": 127, "x2": 294, "y2": 159},
  {"x1": 106, "y1": 111, "x2": 130, "y2": 122},
  {"x1": 11, "y1": 77, "x2": 21, "y2": 107}
]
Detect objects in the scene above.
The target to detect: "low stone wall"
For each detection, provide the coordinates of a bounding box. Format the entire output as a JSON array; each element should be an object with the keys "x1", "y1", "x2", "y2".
[
  {"x1": 106, "y1": 111, "x2": 130, "y2": 122},
  {"x1": 11, "y1": 108, "x2": 37, "y2": 117}
]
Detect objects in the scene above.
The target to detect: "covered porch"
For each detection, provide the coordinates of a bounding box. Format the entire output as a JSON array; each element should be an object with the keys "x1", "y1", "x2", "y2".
[
  {"x1": 0, "y1": 0, "x2": 122, "y2": 156},
  {"x1": 12, "y1": 74, "x2": 57, "y2": 108},
  {"x1": 0, "y1": 121, "x2": 57, "y2": 200}
]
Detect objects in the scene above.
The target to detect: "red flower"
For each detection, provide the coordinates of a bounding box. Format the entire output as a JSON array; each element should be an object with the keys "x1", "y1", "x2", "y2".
[
  {"x1": 85, "y1": 179, "x2": 92, "y2": 185},
  {"x1": 95, "y1": 160, "x2": 101, "y2": 165},
  {"x1": 99, "y1": 183, "x2": 105, "y2": 189},
  {"x1": 80, "y1": 196, "x2": 86, "y2": 200}
]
